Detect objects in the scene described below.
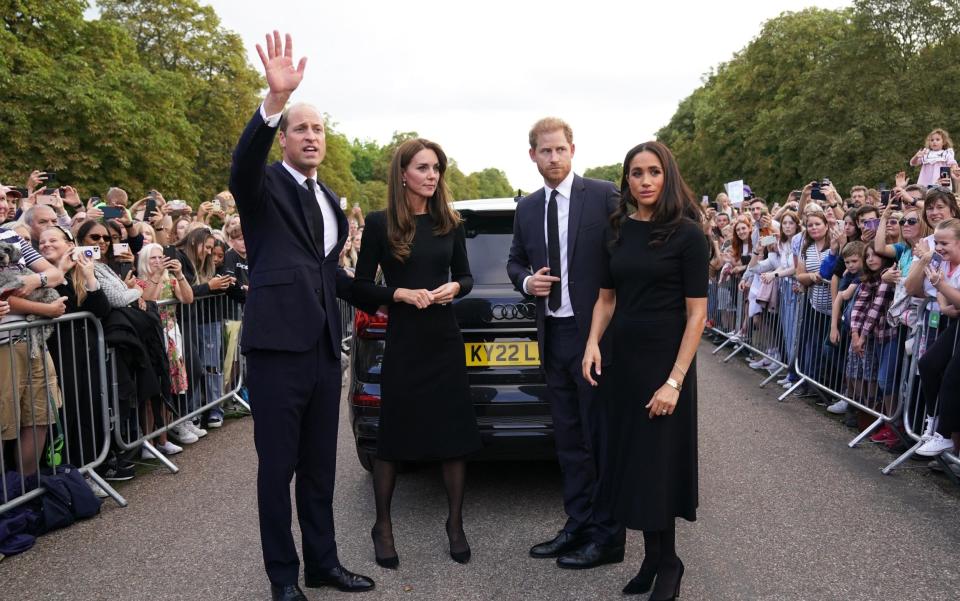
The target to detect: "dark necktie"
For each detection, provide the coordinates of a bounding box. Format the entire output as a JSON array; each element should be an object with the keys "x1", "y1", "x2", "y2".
[
  {"x1": 304, "y1": 178, "x2": 326, "y2": 254},
  {"x1": 547, "y1": 189, "x2": 561, "y2": 312}
]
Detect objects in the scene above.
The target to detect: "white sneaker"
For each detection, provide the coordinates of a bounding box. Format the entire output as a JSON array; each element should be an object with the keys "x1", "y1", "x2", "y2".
[
  {"x1": 184, "y1": 421, "x2": 207, "y2": 438},
  {"x1": 777, "y1": 376, "x2": 791, "y2": 385},
  {"x1": 827, "y1": 400, "x2": 849, "y2": 414},
  {"x1": 749, "y1": 358, "x2": 770, "y2": 369},
  {"x1": 86, "y1": 478, "x2": 109, "y2": 499},
  {"x1": 917, "y1": 433, "x2": 955, "y2": 457},
  {"x1": 169, "y1": 423, "x2": 198, "y2": 444},
  {"x1": 921, "y1": 416, "x2": 939, "y2": 441},
  {"x1": 157, "y1": 440, "x2": 183, "y2": 455}
]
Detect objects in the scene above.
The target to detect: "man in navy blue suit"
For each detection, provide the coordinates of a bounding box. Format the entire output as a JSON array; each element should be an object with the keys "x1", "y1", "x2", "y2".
[
  {"x1": 507, "y1": 117, "x2": 625, "y2": 570},
  {"x1": 229, "y1": 32, "x2": 374, "y2": 601}
]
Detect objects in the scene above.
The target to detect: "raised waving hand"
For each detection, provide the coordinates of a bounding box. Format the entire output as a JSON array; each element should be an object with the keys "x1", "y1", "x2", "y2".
[{"x1": 257, "y1": 31, "x2": 307, "y2": 114}]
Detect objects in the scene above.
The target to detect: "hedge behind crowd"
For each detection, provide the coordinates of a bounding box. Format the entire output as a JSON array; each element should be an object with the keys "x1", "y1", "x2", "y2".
[
  {"x1": 0, "y1": 0, "x2": 514, "y2": 211},
  {"x1": 657, "y1": 0, "x2": 960, "y2": 202}
]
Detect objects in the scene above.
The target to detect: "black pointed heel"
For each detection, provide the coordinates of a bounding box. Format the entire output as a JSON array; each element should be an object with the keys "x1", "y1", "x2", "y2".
[
  {"x1": 370, "y1": 526, "x2": 399, "y2": 569},
  {"x1": 651, "y1": 560, "x2": 684, "y2": 601},
  {"x1": 445, "y1": 519, "x2": 471, "y2": 564},
  {"x1": 622, "y1": 557, "x2": 659, "y2": 595}
]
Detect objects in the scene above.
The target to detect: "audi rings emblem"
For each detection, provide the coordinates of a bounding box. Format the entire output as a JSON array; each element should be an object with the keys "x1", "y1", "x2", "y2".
[{"x1": 490, "y1": 303, "x2": 536, "y2": 320}]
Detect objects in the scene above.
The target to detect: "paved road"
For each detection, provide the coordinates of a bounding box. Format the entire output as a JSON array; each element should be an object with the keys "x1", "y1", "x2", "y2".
[{"x1": 2, "y1": 341, "x2": 959, "y2": 600}]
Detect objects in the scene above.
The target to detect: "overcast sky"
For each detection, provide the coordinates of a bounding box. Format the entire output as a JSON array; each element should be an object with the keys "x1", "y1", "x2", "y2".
[{"x1": 203, "y1": 0, "x2": 850, "y2": 195}]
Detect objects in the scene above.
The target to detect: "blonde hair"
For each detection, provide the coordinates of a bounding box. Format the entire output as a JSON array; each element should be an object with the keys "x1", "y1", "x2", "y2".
[
  {"x1": 927, "y1": 128, "x2": 954, "y2": 150},
  {"x1": 137, "y1": 243, "x2": 168, "y2": 282},
  {"x1": 936, "y1": 217, "x2": 960, "y2": 240},
  {"x1": 528, "y1": 117, "x2": 573, "y2": 150}
]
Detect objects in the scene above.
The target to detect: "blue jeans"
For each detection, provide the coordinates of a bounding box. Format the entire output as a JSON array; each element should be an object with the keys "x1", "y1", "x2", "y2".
[{"x1": 187, "y1": 321, "x2": 224, "y2": 416}]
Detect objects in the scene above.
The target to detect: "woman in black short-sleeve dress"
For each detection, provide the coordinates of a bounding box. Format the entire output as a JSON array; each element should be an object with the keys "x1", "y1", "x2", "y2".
[
  {"x1": 582, "y1": 141, "x2": 708, "y2": 600},
  {"x1": 353, "y1": 138, "x2": 481, "y2": 569}
]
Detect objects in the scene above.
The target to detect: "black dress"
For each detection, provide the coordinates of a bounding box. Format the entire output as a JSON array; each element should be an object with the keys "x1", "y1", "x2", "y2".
[
  {"x1": 599, "y1": 218, "x2": 708, "y2": 531},
  {"x1": 353, "y1": 210, "x2": 482, "y2": 461}
]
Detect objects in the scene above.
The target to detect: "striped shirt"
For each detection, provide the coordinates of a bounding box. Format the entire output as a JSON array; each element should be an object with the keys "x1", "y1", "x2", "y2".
[{"x1": 803, "y1": 243, "x2": 832, "y2": 314}]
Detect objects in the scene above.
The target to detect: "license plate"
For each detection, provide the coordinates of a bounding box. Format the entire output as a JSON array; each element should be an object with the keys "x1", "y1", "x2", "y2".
[{"x1": 464, "y1": 341, "x2": 539, "y2": 367}]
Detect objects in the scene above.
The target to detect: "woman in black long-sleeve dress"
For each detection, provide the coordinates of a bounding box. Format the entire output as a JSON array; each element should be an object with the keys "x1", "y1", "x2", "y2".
[
  {"x1": 582, "y1": 142, "x2": 708, "y2": 601},
  {"x1": 353, "y1": 138, "x2": 481, "y2": 568}
]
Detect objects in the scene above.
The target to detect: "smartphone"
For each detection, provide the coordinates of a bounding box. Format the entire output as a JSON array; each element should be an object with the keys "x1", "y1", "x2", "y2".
[
  {"x1": 42, "y1": 187, "x2": 58, "y2": 195},
  {"x1": 116, "y1": 262, "x2": 133, "y2": 279},
  {"x1": 863, "y1": 218, "x2": 881, "y2": 231},
  {"x1": 89, "y1": 196, "x2": 101, "y2": 204},
  {"x1": 810, "y1": 183, "x2": 826, "y2": 201},
  {"x1": 930, "y1": 252, "x2": 944, "y2": 271},
  {"x1": 880, "y1": 189, "x2": 891, "y2": 205},
  {"x1": 37, "y1": 194, "x2": 58, "y2": 206},
  {"x1": 43, "y1": 171, "x2": 57, "y2": 182},
  {"x1": 112, "y1": 242, "x2": 131, "y2": 256},
  {"x1": 148, "y1": 190, "x2": 158, "y2": 200},
  {"x1": 760, "y1": 235, "x2": 777, "y2": 247},
  {"x1": 144, "y1": 198, "x2": 157, "y2": 219},
  {"x1": 940, "y1": 166, "x2": 951, "y2": 180},
  {"x1": 168, "y1": 200, "x2": 188, "y2": 211},
  {"x1": 101, "y1": 206, "x2": 125, "y2": 221},
  {"x1": 74, "y1": 246, "x2": 101, "y2": 261},
  {"x1": 340, "y1": 197, "x2": 348, "y2": 210},
  {"x1": 162, "y1": 245, "x2": 179, "y2": 261}
]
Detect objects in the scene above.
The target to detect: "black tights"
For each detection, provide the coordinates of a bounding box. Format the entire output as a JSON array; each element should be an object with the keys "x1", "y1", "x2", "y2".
[
  {"x1": 371, "y1": 458, "x2": 469, "y2": 556},
  {"x1": 642, "y1": 521, "x2": 682, "y2": 600}
]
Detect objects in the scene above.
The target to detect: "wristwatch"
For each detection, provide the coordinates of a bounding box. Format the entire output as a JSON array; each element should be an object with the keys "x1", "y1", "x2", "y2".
[
  {"x1": 38, "y1": 273, "x2": 47, "y2": 289},
  {"x1": 665, "y1": 378, "x2": 682, "y2": 392}
]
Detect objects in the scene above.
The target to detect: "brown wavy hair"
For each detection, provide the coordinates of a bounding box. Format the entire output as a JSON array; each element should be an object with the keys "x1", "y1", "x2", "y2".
[
  {"x1": 386, "y1": 138, "x2": 461, "y2": 261},
  {"x1": 609, "y1": 141, "x2": 703, "y2": 247}
]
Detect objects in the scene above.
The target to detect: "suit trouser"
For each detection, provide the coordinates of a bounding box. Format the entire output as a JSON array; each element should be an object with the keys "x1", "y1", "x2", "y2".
[
  {"x1": 544, "y1": 317, "x2": 624, "y2": 546},
  {"x1": 247, "y1": 340, "x2": 341, "y2": 585}
]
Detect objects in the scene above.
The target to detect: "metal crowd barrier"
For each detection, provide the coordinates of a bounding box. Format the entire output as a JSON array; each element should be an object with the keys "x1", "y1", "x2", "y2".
[
  {"x1": 1, "y1": 313, "x2": 125, "y2": 517},
  {"x1": 882, "y1": 304, "x2": 960, "y2": 478},
  {"x1": 705, "y1": 271, "x2": 922, "y2": 456},
  {"x1": 109, "y1": 294, "x2": 247, "y2": 474}
]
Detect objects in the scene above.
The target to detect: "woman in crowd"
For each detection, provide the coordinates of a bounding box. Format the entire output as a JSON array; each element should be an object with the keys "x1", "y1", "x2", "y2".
[
  {"x1": 582, "y1": 141, "x2": 706, "y2": 600},
  {"x1": 727, "y1": 215, "x2": 753, "y2": 340},
  {"x1": 353, "y1": 138, "x2": 480, "y2": 567},
  {"x1": 915, "y1": 219, "x2": 960, "y2": 457},
  {"x1": 755, "y1": 211, "x2": 803, "y2": 386},
  {"x1": 794, "y1": 211, "x2": 833, "y2": 388},
  {"x1": 172, "y1": 216, "x2": 192, "y2": 244},
  {"x1": 75, "y1": 221, "x2": 143, "y2": 308},
  {"x1": 136, "y1": 243, "x2": 194, "y2": 454},
  {"x1": 38, "y1": 225, "x2": 112, "y2": 469},
  {"x1": 174, "y1": 227, "x2": 235, "y2": 430}
]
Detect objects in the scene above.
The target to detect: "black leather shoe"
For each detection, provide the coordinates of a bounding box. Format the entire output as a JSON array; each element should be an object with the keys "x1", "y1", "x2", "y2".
[
  {"x1": 270, "y1": 583, "x2": 307, "y2": 601},
  {"x1": 304, "y1": 566, "x2": 375, "y2": 592},
  {"x1": 556, "y1": 541, "x2": 625, "y2": 569},
  {"x1": 529, "y1": 530, "x2": 586, "y2": 558}
]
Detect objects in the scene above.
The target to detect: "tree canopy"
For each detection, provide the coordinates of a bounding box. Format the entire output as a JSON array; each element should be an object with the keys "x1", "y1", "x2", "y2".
[
  {"x1": 0, "y1": 0, "x2": 512, "y2": 209},
  {"x1": 656, "y1": 0, "x2": 960, "y2": 203}
]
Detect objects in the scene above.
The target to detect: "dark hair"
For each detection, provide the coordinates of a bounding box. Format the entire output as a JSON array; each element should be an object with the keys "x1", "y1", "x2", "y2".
[
  {"x1": 862, "y1": 245, "x2": 893, "y2": 283},
  {"x1": 843, "y1": 209, "x2": 862, "y2": 241},
  {"x1": 174, "y1": 227, "x2": 215, "y2": 284},
  {"x1": 923, "y1": 188, "x2": 960, "y2": 228},
  {"x1": 385, "y1": 138, "x2": 461, "y2": 261},
  {"x1": 610, "y1": 141, "x2": 703, "y2": 247},
  {"x1": 855, "y1": 205, "x2": 879, "y2": 221},
  {"x1": 75, "y1": 220, "x2": 110, "y2": 261}
]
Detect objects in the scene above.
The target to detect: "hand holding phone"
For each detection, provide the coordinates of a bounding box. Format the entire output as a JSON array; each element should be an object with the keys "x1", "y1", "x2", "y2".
[
  {"x1": 930, "y1": 251, "x2": 944, "y2": 271},
  {"x1": 760, "y1": 235, "x2": 777, "y2": 247}
]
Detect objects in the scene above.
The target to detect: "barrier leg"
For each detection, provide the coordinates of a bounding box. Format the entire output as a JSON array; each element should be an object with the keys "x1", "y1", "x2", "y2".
[
  {"x1": 881, "y1": 439, "x2": 927, "y2": 475},
  {"x1": 760, "y1": 365, "x2": 784, "y2": 388},
  {"x1": 722, "y1": 343, "x2": 747, "y2": 362},
  {"x1": 848, "y1": 417, "x2": 884, "y2": 449},
  {"x1": 778, "y1": 377, "x2": 806, "y2": 402},
  {"x1": 140, "y1": 440, "x2": 180, "y2": 474},
  {"x1": 85, "y1": 468, "x2": 128, "y2": 507}
]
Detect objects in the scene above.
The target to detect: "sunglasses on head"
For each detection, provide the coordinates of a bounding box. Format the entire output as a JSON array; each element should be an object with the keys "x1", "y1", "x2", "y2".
[{"x1": 899, "y1": 218, "x2": 920, "y2": 226}]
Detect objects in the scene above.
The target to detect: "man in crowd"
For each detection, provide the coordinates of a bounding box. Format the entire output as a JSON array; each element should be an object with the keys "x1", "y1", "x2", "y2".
[{"x1": 850, "y1": 185, "x2": 868, "y2": 208}]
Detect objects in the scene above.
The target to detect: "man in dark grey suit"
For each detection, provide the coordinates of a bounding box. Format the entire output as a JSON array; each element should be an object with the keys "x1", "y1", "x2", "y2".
[{"x1": 507, "y1": 118, "x2": 625, "y2": 569}]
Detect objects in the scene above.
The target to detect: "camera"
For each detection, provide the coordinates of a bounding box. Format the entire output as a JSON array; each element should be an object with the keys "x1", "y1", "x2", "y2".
[{"x1": 74, "y1": 246, "x2": 101, "y2": 261}]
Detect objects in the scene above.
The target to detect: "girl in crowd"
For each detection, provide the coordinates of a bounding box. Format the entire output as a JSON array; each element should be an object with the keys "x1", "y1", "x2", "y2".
[
  {"x1": 905, "y1": 189, "x2": 960, "y2": 299},
  {"x1": 174, "y1": 227, "x2": 235, "y2": 430},
  {"x1": 136, "y1": 243, "x2": 193, "y2": 454},
  {"x1": 915, "y1": 219, "x2": 960, "y2": 457},
  {"x1": 909, "y1": 128, "x2": 957, "y2": 188},
  {"x1": 728, "y1": 215, "x2": 753, "y2": 340},
  {"x1": 353, "y1": 138, "x2": 480, "y2": 568},
  {"x1": 582, "y1": 141, "x2": 706, "y2": 600},
  {"x1": 38, "y1": 225, "x2": 112, "y2": 469},
  {"x1": 845, "y1": 246, "x2": 895, "y2": 415},
  {"x1": 756, "y1": 211, "x2": 803, "y2": 387},
  {"x1": 794, "y1": 211, "x2": 833, "y2": 389}
]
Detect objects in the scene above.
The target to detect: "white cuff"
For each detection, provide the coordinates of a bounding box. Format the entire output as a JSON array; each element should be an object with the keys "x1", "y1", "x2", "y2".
[
  {"x1": 259, "y1": 103, "x2": 282, "y2": 128},
  {"x1": 522, "y1": 275, "x2": 532, "y2": 295}
]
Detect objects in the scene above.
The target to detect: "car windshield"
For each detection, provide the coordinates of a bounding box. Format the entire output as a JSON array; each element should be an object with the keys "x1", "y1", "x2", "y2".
[{"x1": 461, "y1": 210, "x2": 513, "y2": 285}]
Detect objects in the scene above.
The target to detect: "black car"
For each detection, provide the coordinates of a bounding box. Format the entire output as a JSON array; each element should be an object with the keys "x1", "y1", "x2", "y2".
[{"x1": 348, "y1": 198, "x2": 551, "y2": 471}]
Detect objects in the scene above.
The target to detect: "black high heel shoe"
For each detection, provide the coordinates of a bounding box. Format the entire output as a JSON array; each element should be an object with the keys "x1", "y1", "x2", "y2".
[
  {"x1": 445, "y1": 519, "x2": 471, "y2": 564},
  {"x1": 370, "y1": 526, "x2": 399, "y2": 569},
  {"x1": 651, "y1": 559, "x2": 684, "y2": 601},
  {"x1": 622, "y1": 556, "x2": 659, "y2": 595}
]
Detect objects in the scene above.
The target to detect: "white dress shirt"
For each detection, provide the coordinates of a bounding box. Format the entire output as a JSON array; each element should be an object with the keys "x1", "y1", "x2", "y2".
[
  {"x1": 523, "y1": 170, "x2": 575, "y2": 317},
  {"x1": 260, "y1": 104, "x2": 339, "y2": 257}
]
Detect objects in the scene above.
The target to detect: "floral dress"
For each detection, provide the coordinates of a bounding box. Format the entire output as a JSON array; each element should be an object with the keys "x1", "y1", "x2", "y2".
[{"x1": 136, "y1": 274, "x2": 188, "y2": 394}]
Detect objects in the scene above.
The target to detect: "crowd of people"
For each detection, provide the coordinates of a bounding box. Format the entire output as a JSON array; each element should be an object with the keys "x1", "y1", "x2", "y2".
[
  {"x1": 0, "y1": 173, "x2": 251, "y2": 495},
  {"x1": 703, "y1": 128, "x2": 960, "y2": 474}
]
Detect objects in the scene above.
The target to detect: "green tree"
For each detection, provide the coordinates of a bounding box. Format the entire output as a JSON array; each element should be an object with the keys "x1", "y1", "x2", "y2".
[
  {"x1": 584, "y1": 163, "x2": 622, "y2": 184},
  {"x1": 468, "y1": 168, "x2": 513, "y2": 198}
]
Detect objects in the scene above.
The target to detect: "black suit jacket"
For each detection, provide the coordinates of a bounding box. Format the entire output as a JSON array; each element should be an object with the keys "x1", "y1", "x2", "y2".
[
  {"x1": 229, "y1": 109, "x2": 358, "y2": 356},
  {"x1": 507, "y1": 174, "x2": 619, "y2": 363}
]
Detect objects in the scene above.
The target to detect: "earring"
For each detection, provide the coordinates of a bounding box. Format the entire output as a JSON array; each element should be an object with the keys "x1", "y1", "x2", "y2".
[{"x1": 402, "y1": 180, "x2": 407, "y2": 187}]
